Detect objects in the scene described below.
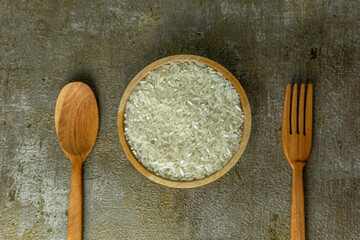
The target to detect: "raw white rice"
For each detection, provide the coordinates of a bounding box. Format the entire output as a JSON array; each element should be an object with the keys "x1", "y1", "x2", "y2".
[{"x1": 124, "y1": 61, "x2": 244, "y2": 181}]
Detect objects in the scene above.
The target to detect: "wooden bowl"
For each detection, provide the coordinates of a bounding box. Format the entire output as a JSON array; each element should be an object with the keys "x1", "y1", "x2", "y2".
[{"x1": 117, "y1": 55, "x2": 251, "y2": 188}]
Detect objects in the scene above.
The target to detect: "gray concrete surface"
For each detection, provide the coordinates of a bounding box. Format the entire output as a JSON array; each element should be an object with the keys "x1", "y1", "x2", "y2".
[{"x1": 1, "y1": 0, "x2": 359, "y2": 239}]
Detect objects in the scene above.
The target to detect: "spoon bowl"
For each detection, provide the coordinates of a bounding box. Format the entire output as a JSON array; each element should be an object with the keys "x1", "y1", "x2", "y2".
[
  {"x1": 55, "y1": 82, "x2": 98, "y2": 158},
  {"x1": 55, "y1": 82, "x2": 99, "y2": 239}
]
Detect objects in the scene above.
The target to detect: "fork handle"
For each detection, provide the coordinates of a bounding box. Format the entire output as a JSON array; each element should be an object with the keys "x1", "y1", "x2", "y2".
[{"x1": 291, "y1": 164, "x2": 305, "y2": 240}]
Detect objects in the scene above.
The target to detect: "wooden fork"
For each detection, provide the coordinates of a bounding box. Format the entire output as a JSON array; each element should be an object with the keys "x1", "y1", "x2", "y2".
[{"x1": 282, "y1": 83, "x2": 313, "y2": 240}]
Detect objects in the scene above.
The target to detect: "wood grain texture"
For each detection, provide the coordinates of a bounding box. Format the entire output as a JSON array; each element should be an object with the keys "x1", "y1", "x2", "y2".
[
  {"x1": 282, "y1": 83, "x2": 313, "y2": 240},
  {"x1": 55, "y1": 82, "x2": 99, "y2": 240},
  {"x1": 117, "y1": 54, "x2": 251, "y2": 188}
]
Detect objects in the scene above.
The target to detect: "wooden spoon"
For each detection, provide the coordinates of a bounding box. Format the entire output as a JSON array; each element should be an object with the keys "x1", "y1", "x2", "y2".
[{"x1": 55, "y1": 82, "x2": 99, "y2": 240}]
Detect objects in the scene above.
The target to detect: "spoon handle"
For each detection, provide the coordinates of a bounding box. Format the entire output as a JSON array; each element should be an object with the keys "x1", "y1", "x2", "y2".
[
  {"x1": 291, "y1": 164, "x2": 305, "y2": 240},
  {"x1": 68, "y1": 162, "x2": 83, "y2": 240}
]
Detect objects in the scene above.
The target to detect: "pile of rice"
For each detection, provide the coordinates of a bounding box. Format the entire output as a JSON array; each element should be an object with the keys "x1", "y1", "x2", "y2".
[{"x1": 124, "y1": 61, "x2": 244, "y2": 181}]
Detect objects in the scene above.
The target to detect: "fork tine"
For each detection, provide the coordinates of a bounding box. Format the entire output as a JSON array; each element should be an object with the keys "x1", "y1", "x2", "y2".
[
  {"x1": 305, "y1": 84, "x2": 313, "y2": 136},
  {"x1": 282, "y1": 84, "x2": 291, "y2": 134},
  {"x1": 291, "y1": 84, "x2": 298, "y2": 134},
  {"x1": 298, "y1": 84, "x2": 305, "y2": 134}
]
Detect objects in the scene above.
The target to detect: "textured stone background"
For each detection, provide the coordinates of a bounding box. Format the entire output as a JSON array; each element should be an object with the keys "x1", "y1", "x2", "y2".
[{"x1": 1, "y1": 0, "x2": 359, "y2": 239}]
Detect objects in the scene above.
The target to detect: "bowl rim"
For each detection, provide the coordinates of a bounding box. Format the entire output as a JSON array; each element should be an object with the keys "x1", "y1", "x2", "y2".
[{"x1": 117, "y1": 54, "x2": 251, "y2": 188}]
